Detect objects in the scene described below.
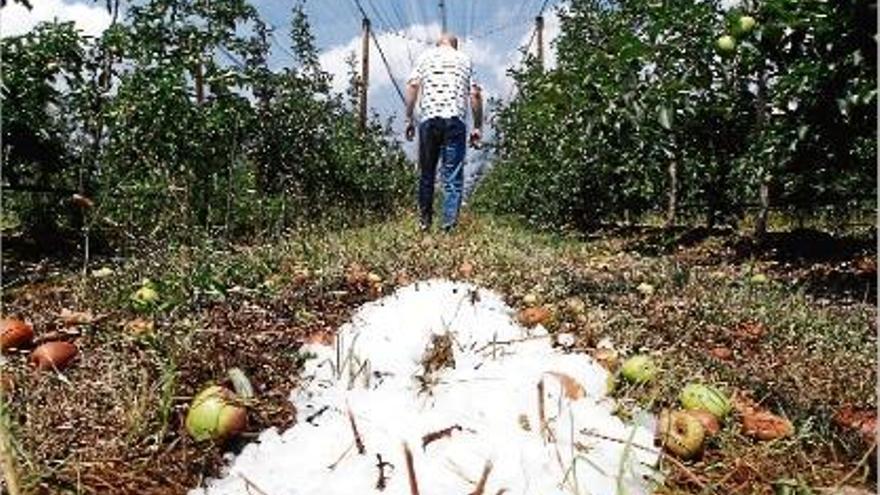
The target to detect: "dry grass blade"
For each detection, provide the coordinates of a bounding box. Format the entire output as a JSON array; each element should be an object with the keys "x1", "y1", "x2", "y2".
[
  {"x1": 421, "y1": 424, "x2": 463, "y2": 450},
  {"x1": 469, "y1": 459, "x2": 493, "y2": 495},
  {"x1": 661, "y1": 451, "x2": 709, "y2": 492},
  {"x1": 404, "y1": 442, "x2": 420, "y2": 495},
  {"x1": 347, "y1": 406, "x2": 366, "y2": 455},
  {"x1": 237, "y1": 472, "x2": 271, "y2": 495}
]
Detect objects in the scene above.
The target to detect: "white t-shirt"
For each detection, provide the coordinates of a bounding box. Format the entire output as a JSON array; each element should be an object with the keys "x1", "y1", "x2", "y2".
[{"x1": 408, "y1": 45, "x2": 475, "y2": 122}]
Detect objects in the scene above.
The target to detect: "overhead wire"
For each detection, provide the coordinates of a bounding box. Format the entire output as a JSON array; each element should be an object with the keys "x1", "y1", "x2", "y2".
[{"x1": 350, "y1": 0, "x2": 407, "y2": 105}]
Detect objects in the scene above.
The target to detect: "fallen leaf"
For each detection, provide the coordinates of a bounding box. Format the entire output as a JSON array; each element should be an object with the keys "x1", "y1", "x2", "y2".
[
  {"x1": 304, "y1": 330, "x2": 334, "y2": 346},
  {"x1": 709, "y1": 346, "x2": 733, "y2": 360},
  {"x1": 545, "y1": 371, "x2": 585, "y2": 400},
  {"x1": 345, "y1": 263, "x2": 369, "y2": 287},
  {"x1": 59, "y1": 309, "x2": 94, "y2": 326},
  {"x1": 741, "y1": 410, "x2": 793, "y2": 440},
  {"x1": 833, "y1": 406, "x2": 877, "y2": 444},
  {"x1": 125, "y1": 318, "x2": 154, "y2": 336},
  {"x1": 734, "y1": 321, "x2": 766, "y2": 342},
  {"x1": 458, "y1": 261, "x2": 474, "y2": 278},
  {"x1": 592, "y1": 347, "x2": 618, "y2": 370}
]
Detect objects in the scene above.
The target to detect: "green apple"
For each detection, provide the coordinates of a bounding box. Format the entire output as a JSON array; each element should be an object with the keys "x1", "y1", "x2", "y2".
[
  {"x1": 680, "y1": 383, "x2": 732, "y2": 419},
  {"x1": 716, "y1": 35, "x2": 737, "y2": 54},
  {"x1": 620, "y1": 355, "x2": 657, "y2": 384},
  {"x1": 658, "y1": 410, "x2": 706, "y2": 459},
  {"x1": 185, "y1": 386, "x2": 247, "y2": 441},
  {"x1": 738, "y1": 15, "x2": 757, "y2": 35}
]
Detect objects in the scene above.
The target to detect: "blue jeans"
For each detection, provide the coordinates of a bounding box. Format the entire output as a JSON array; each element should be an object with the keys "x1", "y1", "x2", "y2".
[{"x1": 418, "y1": 117, "x2": 466, "y2": 229}]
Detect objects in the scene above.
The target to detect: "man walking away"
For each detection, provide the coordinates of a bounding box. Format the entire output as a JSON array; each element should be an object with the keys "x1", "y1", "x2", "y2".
[{"x1": 404, "y1": 33, "x2": 483, "y2": 233}]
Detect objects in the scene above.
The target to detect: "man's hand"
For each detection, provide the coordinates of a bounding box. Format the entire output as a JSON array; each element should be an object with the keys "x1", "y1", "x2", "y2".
[
  {"x1": 405, "y1": 120, "x2": 416, "y2": 142},
  {"x1": 469, "y1": 128, "x2": 482, "y2": 148}
]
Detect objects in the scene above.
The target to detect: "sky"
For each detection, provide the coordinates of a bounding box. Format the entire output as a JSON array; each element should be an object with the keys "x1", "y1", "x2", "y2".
[{"x1": 1, "y1": 0, "x2": 564, "y2": 125}]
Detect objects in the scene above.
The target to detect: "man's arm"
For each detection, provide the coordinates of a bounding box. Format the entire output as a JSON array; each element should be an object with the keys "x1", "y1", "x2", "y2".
[
  {"x1": 469, "y1": 84, "x2": 483, "y2": 147},
  {"x1": 404, "y1": 79, "x2": 420, "y2": 141}
]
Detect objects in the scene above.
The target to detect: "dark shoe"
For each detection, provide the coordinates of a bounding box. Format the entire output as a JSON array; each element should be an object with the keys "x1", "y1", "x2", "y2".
[
  {"x1": 441, "y1": 224, "x2": 455, "y2": 234},
  {"x1": 419, "y1": 220, "x2": 431, "y2": 233}
]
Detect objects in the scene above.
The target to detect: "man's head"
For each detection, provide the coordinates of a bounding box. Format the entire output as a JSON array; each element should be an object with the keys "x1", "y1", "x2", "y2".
[{"x1": 437, "y1": 33, "x2": 459, "y2": 49}]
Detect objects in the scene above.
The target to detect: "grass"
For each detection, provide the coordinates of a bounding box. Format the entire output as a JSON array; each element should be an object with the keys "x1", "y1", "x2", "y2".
[{"x1": 1, "y1": 210, "x2": 875, "y2": 494}]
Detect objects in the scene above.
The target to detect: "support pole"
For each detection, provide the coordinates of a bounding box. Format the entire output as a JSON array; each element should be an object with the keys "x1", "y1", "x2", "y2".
[
  {"x1": 536, "y1": 15, "x2": 545, "y2": 70},
  {"x1": 359, "y1": 17, "x2": 371, "y2": 133},
  {"x1": 439, "y1": 0, "x2": 447, "y2": 34}
]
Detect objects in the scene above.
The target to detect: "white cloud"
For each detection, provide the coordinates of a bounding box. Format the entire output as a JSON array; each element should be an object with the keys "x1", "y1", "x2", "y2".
[
  {"x1": 1, "y1": 0, "x2": 112, "y2": 38},
  {"x1": 319, "y1": 23, "x2": 444, "y2": 98}
]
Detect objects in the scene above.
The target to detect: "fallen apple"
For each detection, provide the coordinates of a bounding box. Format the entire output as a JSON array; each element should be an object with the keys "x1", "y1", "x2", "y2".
[
  {"x1": 685, "y1": 409, "x2": 721, "y2": 436},
  {"x1": 620, "y1": 355, "x2": 657, "y2": 384},
  {"x1": 185, "y1": 385, "x2": 247, "y2": 441},
  {"x1": 0, "y1": 318, "x2": 34, "y2": 351},
  {"x1": 657, "y1": 410, "x2": 705, "y2": 459},
  {"x1": 680, "y1": 383, "x2": 732, "y2": 419},
  {"x1": 132, "y1": 281, "x2": 160, "y2": 309},
  {"x1": 30, "y1": 341, "x2": 78, "y2": 370},
  {"x1": 517, "y1": 306, "x2": 551, "y2": 327}
]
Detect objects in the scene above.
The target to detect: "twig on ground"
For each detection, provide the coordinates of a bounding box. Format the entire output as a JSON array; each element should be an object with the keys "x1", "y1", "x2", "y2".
[
  {"x1": 823, "y1": 441, "x2": 876, "y2": 492},
  {"x1": 661, "y1": 452, "x2": 709, "y2": 492},
  {"x1": 537, "y1": 379, "x2": 555, "y2": 443},
  {"x1": 237, "y1": 472, "x2": 270, "y2": 495},
  {"x1": 578, "y1": 429, "x2": 661, "y2": 455},
  {"x1": 375, "y1": 453, "x2": 393, "y2": 491},
  {"x1": 347, "y1": 406, "x2": 366, "y2": 454},
  {"x1": 469, "y1": 460, "x2": 493, "y2": 495},
  {"x1": 327, "y1": 442, "x2": 355, "y2": 470},
  {"x1": 421, "y1": 424, "x2": 463, "y2": 450},
  {"x1": 305, "y1": 405, "x2": 330, "y2": 425},
  {"x1": 404, "y1": 442, "x2": 420, "y2": 495}
]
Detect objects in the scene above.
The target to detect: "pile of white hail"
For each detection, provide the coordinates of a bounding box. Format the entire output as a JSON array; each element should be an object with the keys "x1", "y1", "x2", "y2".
[{"x1": 192, "y1": 280, "x2": 660, "y2": 495}]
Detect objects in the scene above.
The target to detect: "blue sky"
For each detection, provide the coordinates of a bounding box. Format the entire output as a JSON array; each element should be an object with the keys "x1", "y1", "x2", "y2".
[{"x1": 3, "y1": 0, "x2": 563, "y2": 123}]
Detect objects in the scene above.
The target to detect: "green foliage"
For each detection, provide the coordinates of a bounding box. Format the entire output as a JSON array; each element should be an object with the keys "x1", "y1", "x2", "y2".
[
  {"x1": 1, "y1": 0, "x2": 411, "y2": 244},
  {"x1": 479, "y1": 0, "x2": 876, "y2": 230}
]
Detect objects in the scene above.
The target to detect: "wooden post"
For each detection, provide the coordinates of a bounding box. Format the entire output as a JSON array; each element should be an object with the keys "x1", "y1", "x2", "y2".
[
  {"x1": 359, "y1": 17, "x2": 371, "y2": 133},
  {"x1": 536, "y1": 15, "x2": 545, "y2": 70}
]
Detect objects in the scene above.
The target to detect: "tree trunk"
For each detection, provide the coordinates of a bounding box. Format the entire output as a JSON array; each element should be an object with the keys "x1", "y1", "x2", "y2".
[
  {"x1": 753, "y1": 65, "x2": 770, "y2": 239},
  {"x1": 755, "y1": 182, "x2": 770, "y2": 239},
  {"x1": 665, "y1": 159, "x2": 678, "y2": 228}
]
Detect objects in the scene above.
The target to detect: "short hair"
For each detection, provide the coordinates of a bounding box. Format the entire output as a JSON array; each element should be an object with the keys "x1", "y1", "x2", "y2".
[{"x1": 438, "y1": 33, "x2": 459, "y2": 49}]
